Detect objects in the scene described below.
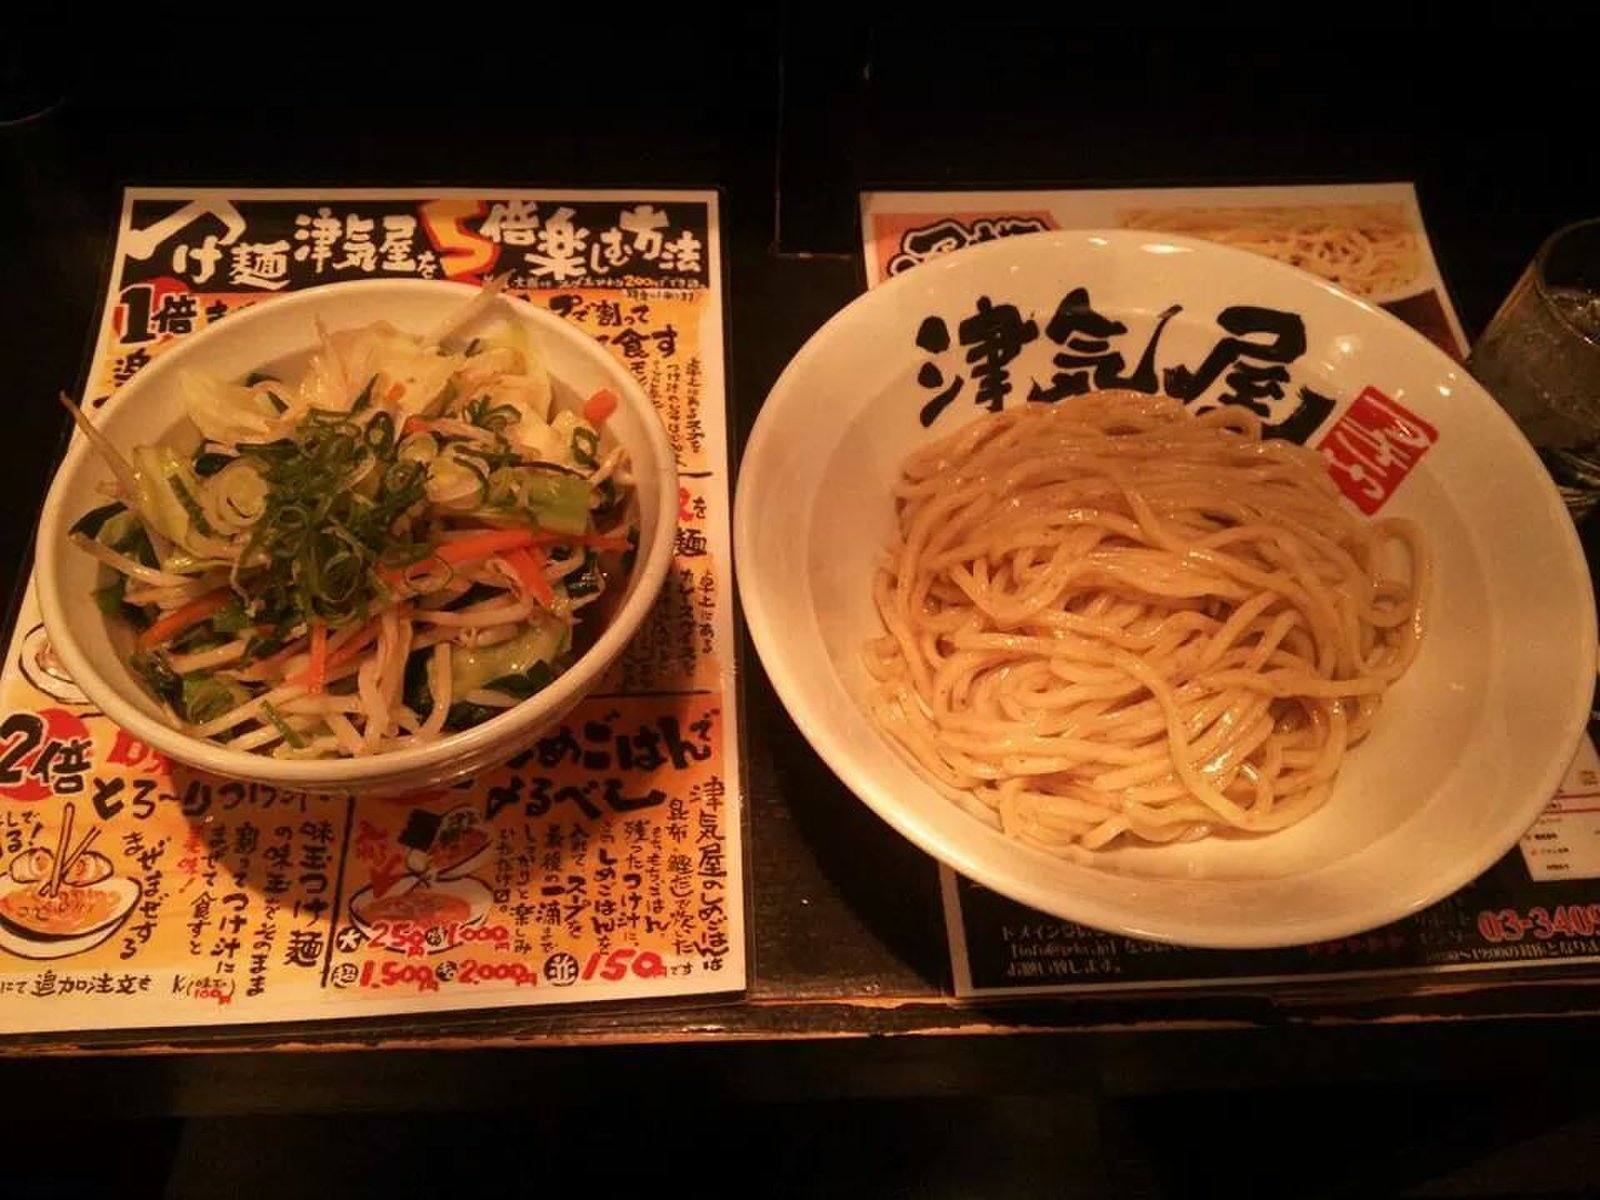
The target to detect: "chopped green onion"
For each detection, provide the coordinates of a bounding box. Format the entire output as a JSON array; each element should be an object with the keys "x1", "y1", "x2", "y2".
[
  {"x1": 260, "y1": 701, "x2": 306, "y2": 749},
  {"x1": 168, "y1": 473, "x2": 220, "y2": 538},
  {"x1": 364, "y1": 412, "x2": 395, "y2": 453},
  {"x1": 571, "y1": 427, "x2": 600, "y2": 468},
  {"x1": 463, "y1": 395, "x2": 521, "y2": 431}
]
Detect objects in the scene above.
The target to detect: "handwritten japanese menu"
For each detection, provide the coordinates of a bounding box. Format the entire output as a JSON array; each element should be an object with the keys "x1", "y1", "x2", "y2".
[
  {"x1": 0, "y1": 189, "x2": 744, "y2": 1032},
  {"x1": 861, "y1": 183, "x2": 1600, "y2": 997}
]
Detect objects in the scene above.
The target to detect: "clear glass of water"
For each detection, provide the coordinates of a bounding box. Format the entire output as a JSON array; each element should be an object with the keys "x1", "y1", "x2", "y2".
[{"x1": 1468, "y1": 218, "x2": 1600, "y2": 521}]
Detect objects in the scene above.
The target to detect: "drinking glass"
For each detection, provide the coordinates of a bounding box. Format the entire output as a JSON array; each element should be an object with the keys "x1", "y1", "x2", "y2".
[{"x1": 1468, "y1": 218, "x2": 1600, "y2": 521}]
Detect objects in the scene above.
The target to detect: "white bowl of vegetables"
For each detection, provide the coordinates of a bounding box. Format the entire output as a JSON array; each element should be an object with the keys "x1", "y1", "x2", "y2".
[{"x1": 36, "y1": 279, "x2": 677, "y2": 794}]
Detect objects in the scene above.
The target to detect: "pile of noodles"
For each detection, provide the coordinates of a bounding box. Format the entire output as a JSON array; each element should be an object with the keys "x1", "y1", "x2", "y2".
[{"x1": 865, "y1": 391, "x2": 1428, "y2": 852}]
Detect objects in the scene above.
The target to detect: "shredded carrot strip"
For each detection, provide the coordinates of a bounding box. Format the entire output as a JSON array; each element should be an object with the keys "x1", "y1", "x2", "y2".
[
  {"x1": 305, "y1": 622, "x2": 328, "y2": 694},
  {"x1": 385, "y1": 381, "x2": 405, "y2": 404},
  {"x1": 582, "y1": 388, "x2": 618, "y2": 426},
  {"x1": 136, "y1": 591, "x2": 231, "y2": 651},
  {"x1": 285, "y1": 620, "x2": 380, "y2": 688},
  {"x1": 399, "y1": 527, "x2": 630, "y2": 594},
  {"x1": 396, "y1": 529, "x2": 538, "y2": 592},
  {"x1": 430, "y1": 529, "x2": 537, "y2": 567},
  {"x1": 502, "y1": 547, "x2": 555, "y2": 610}
]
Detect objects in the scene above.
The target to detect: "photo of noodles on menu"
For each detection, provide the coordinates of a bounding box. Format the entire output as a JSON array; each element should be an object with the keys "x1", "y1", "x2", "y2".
[
  {"x1": 1116, "y1": 204, "x2": 1422, "y2": 301},
  {"x1": 864, "y1": 184, "x2": 1467, "y2": 358},
  {"x1": 860, "y1": 183, "x2": 1600, "y2": 997}
]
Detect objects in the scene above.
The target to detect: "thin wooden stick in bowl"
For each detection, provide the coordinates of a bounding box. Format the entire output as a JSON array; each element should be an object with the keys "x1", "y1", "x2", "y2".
[
  {"x1": 44, "y1": 801, "x2": 75, "y2": 899},
  {"x1": 56, "y1": 826, "x2": 100, "y2": 889}
]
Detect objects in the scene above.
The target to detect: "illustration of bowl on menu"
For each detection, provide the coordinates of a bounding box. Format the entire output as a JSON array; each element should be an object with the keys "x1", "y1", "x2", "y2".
[
  {"x1": 19, "y1": 624, "x2": 89, "y2": 706},
  {"x1": 348, "y1": 875, "x2": 493, "y2": 953},
  {"x1": 404, "y1": 805, "x2": 492, "y2": 881},
  {"x1": 0, "y1": 804, "x2": 137, "y2": 960}
]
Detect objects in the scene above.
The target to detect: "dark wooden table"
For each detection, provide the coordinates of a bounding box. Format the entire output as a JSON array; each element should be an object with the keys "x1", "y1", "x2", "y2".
[{"x1": 2, "y1": 17, "x2": 1598, "y2": 1117}]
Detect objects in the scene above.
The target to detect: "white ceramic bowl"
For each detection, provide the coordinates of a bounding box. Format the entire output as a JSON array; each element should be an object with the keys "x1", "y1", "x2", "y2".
[
  {"x1": 735, "y1": 229, "x2": 1596, "y2": 949},
  {"x1": 37, "y1": 280, "x2": 677, "y2": 794}
]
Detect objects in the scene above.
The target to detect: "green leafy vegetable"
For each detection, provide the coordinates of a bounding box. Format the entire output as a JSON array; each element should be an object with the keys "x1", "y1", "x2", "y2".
[
  {"x1": 449, "y1": 663, "x2": 560, "y2": 728},
  {"x1": 211, "y1": 596, "x2": 252, "y2": 634},
  {"x1": 130, "y1": 444, "x2": 220, "y2": 549},
  {"x1": 130, "y1": 652, "x2": 183, "y2": 710},
  {"x1": 181, "y1": 675, "x2": 249, "y2": 724},
  {"x1": 170, "y1": 622, "x2": 227, "y2": 654},
  {"x1": 111, "y1": 521, "x2": 158, "y2": 569},
  {"x1": 480, "y1": 662, "x2": 558, "y2": 701},
  {"x1": 70, "y1": 501, "x2": 128, "y2": 540},
  {"x1": 192, "y1": 451, "x2": 236, "y2": 478},
  {"x1": 404, "y1": 620, "x2": 568, "y2": 732},
  {"x1": 564, "y1": 549, "x2": 602, "y2": 598},
  {"x1": 402, "y1": 649, "x2": 433, "y2": 716},
  {"x1": 93, "y1": 576, "x2": 127, "y2": 618},
  {"x1": 444, "y1": 662, "x2": 560, "y2": 730},
  {"x1": 521, "y1": 472, "x2": 592, "y2": 535}
]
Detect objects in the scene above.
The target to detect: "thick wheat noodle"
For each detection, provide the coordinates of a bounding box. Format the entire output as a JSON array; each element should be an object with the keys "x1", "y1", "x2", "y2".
[{"x1": 864, "y1": 391, "x2": 1429, "y2": 853}]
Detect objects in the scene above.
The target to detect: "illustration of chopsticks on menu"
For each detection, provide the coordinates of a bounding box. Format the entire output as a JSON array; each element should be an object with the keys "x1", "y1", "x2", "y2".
[{"x1": 38, "y1": 802, "x2": 100, "y2": 899}]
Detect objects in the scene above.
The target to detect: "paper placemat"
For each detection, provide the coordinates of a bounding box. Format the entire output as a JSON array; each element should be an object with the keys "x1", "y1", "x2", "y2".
[{"x1": 0, "y1": 188, "x2": 744, "y2": 1031}]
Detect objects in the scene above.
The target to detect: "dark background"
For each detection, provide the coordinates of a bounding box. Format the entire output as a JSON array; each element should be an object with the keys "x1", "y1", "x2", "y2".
[{"x1": 3, "y1": 9, "x2": 1598, "y2": 1197}]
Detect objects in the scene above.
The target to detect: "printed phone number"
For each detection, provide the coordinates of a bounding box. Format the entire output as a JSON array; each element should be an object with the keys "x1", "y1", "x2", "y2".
[{"x1": 1476, "y1": 904, "x2": 1600, "y2": 944}]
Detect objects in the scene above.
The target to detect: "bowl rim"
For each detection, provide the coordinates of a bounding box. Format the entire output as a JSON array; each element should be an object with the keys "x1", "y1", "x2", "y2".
[
  {"x1": 734, "y1": 227, "x2": 1598, "y2": 948},
  {"x1": 36, "y1": 278, "x2": 678, "y2": 789}
]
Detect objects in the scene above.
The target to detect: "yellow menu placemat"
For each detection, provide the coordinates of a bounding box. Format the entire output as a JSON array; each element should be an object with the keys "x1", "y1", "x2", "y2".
[{"x1": 0, "y1": 188, "x2": 744, "y2": 1031}]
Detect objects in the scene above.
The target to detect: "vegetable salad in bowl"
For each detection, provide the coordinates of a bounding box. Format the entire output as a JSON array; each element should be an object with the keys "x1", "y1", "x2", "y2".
[{"x1": 65, "y1": 286, "x2": 638, "y2": 760}]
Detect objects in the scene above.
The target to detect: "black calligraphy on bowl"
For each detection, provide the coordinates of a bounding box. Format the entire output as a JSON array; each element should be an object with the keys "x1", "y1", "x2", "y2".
[{"x1": 912, "y1": 286, "x2": 1337, "y2": 445}]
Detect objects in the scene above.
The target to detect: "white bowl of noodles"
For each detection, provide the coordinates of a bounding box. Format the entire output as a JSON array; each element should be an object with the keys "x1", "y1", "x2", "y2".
[
  {"x1": 735, "y1": 230, "x2": 1595, "y2": 949},
  {"x1": 37, "y1": 280, "x2": 677, "y2": 794}
]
